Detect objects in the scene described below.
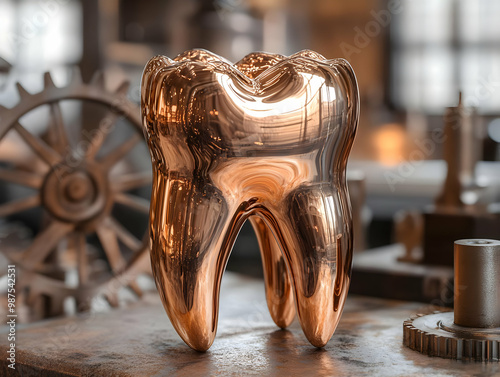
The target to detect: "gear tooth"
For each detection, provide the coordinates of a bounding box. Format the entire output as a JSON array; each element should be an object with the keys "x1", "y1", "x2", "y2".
[
  {"x1": 43, "y1": 72, "x2": 55, "y2": 88},
  {"x1": 403, "y1": 311, "x2": 499, "y2": 361},
  {"x1": 90, "y1": 71, "x2": 105, "y2": 88},
  {"x1": 0, "y1": 56, "x2": 12, "y2": 69},
  {"x1": 16, "y1": 82, "x2": 30, "y2": 99},
  {"x1": 115, "y1": 81, "x2": 130, "y2": 96}
]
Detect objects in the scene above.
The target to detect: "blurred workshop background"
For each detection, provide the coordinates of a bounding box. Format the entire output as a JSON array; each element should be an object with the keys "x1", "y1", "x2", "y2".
[{"x1": 0, "y1": 0, "x2": 499, "y2": 320}]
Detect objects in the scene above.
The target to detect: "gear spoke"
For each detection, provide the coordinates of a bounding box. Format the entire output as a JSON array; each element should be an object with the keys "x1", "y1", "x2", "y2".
[
  {"x1": 106, "y1": 216, "x2": 142, "y2": 251},
  {"x1": 114, "y1": 192, "x2": 150, "y2": 214},
  {"x1": 105, "y1": 293, "x2": 120, "y2": 308},
  {"x1": 0, "y1": 194, "x2": 40, "y2": 217},
  {"x1": 48, "y1": 101, "x2": 70, "y2": 155},
  {"x1": 86, "y1": 109, "x2": 121, "y2": 160},
  {"x1": 14, "y1": 122, "x2": 61, "y2": 166},
  {"x1": 0, "y1": 168, "x2": 43, "y2": 188},
  {"x1": 111, "y1": 171, "x2": 151, "y2": 192},
  {"x1": 22, "y1": 220, "x2": 74, "y2": 270},
  {"x1": 128, "y1": 281, "x2": 143, "y2": 297},
  {"x1": 74, "y1": 232, "x2": 89, "y2": 286},
  {"x1": 100, "y1": 134, "x2": 141, "y2": 170},
  {"x1": 96, "y1": 220, "x2": 127, "y2": 272}
]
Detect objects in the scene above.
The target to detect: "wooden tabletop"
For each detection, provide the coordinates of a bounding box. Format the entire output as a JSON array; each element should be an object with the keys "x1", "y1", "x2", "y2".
[{"x1": 1, "y1": 272, "x2": 498, "y2": 376}]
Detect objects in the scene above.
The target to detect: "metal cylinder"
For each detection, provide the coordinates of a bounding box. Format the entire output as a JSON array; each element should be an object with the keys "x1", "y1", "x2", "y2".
[{"x1": 454, "y1": 239, "x2": 500, "y2": 328}]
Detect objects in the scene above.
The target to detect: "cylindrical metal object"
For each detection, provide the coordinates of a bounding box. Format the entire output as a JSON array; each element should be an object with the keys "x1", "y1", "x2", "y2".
[
  {"x1": 454, "y1": 239, "x2": 500, "y2": 328},
  {"x1": 435, "y1": 99, "x2": 480, "y2": 210}
]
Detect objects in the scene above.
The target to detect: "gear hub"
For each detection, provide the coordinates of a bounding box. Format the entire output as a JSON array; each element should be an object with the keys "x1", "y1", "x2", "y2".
[{"x1": 41, "y1": 162, "x2": 111, "y2": 228}]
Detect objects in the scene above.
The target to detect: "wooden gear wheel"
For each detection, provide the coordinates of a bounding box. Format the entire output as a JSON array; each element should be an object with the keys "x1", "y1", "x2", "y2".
[{"x1": 0, "y1": 69, "x2": 152, "y2": 318}]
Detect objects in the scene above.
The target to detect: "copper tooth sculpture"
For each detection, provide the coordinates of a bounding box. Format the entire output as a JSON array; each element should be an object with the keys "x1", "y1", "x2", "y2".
[{"x1": 141, "y1": 49, "x2": 359, "y2": 351}]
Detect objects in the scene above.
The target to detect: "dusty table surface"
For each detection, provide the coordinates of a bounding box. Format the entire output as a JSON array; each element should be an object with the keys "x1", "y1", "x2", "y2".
[{"x1": 1, "y1": 273, "x2": 498, "y2": 377}]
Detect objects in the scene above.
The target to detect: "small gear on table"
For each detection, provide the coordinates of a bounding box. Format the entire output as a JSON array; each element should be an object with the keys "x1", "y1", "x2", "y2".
[
  {"x1": 0, "y1": 68, "x2": 152, "y2": 319},
  {"x1": 403, "y1": 239, "x2": 500, "y2": 362},
  {"x1": 404, "y1": 311, "x2": 500, "y2": 361}
]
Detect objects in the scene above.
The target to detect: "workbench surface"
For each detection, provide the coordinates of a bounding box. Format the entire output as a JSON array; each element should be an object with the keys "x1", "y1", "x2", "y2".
[{"x1": 1, "y1": 273, "x2": 498, "y2": 376}]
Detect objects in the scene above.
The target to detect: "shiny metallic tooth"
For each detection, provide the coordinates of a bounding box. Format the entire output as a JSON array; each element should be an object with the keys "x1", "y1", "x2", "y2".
[{"x1": 141, "y1": 49, "x2": 359, "y2": 351}]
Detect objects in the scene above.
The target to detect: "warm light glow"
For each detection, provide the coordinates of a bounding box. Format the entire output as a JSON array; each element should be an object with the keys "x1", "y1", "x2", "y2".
[{"x1": 373, "y1": 123, "x2": 406, "y2": 166}]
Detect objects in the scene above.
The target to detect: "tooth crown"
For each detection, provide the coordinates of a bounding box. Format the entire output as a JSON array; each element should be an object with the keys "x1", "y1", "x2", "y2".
[{"x1": 141, "y1": 49, "x2": 359, "y2": 351}]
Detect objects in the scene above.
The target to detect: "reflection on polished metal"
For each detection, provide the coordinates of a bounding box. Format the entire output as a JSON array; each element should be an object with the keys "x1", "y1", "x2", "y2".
[
  {"x1": 404, "y1": 239, "x2": 500, "y2": 361},
  {"x1": 141, "y1": 49, "x2": 359, "y2": 351}
]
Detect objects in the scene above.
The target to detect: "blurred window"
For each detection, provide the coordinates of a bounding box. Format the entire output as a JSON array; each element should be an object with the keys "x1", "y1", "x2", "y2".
[
  {"x1": 391, "y1": 0, "x2": 500, "y2": 114},
  {"x1": 0, "y1": 0, "x2": 82, "y2": 72}
]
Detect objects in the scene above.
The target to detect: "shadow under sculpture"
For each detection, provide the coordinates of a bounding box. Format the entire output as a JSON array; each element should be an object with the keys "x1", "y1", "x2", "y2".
[{"x1": 141, "y1": 49, "x2": 359, "y2": 351}]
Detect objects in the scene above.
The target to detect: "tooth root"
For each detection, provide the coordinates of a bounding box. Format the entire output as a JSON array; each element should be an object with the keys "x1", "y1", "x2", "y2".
[
  {"x1": 269, "y1": 187, "x2": 351, "y2": 348},
  {"x1": 249, "y1": 217, "x2": 295, "y2": 329},
  {"x1": 150, "y1": 172, "x2": 234, "y2": 351}
]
